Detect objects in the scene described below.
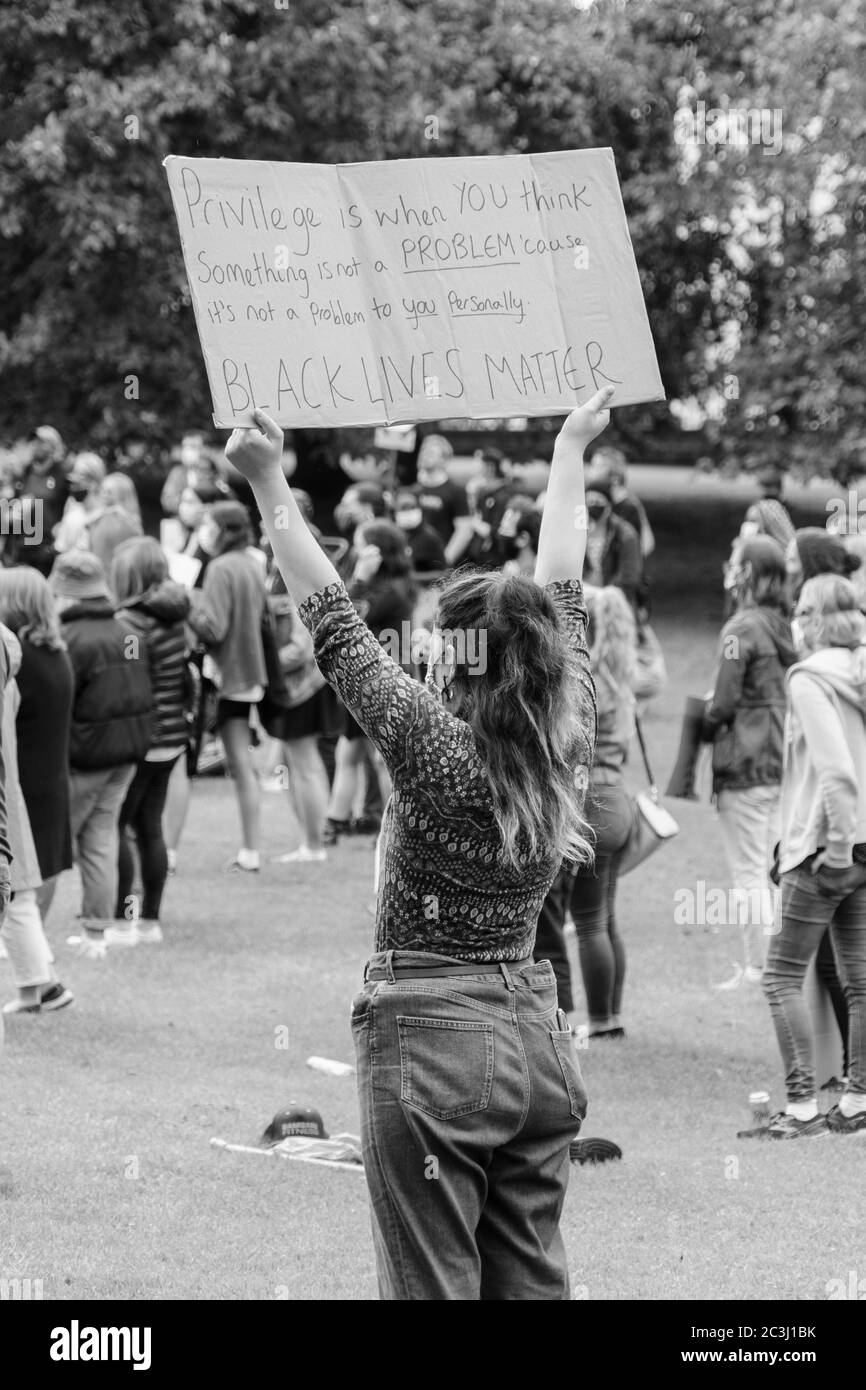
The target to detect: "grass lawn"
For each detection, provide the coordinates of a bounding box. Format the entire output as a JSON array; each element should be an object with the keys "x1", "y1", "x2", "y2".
[{"x1": 1, "y1": 470, "x2": 863, "y2": 1301}]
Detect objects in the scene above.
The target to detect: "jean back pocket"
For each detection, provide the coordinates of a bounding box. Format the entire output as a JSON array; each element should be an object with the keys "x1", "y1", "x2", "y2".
[
  {"x1": 551, "y1": 1028, "x2": 587, "y2": 1122},
  {"x1": 397, "y1": 1015, "x2": 494, "y2": 1120}
]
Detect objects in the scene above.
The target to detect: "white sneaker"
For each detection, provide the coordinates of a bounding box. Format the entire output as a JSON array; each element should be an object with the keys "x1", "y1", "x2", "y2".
[
  {"x1": 272, "y1": 846, "x2": 327, "y2": 864},
  {"x1": 712, "y1": 962, "x2": 744, "y2": 992},
  {"x1": 66, "y1": 933, "x2": 108, "y2": 961},
  {"x1": 261, "y1": 774, "x2": 287, "y2": 795},
  {"x1": 103, "y1": 923, "x2": 141, "y2": 948},
  {"x1": 136, "y1": 921, "x2": 164, "y2": 945}
]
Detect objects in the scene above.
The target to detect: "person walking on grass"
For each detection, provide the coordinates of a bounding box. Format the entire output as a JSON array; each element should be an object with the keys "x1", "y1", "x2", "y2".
[
  {"x1": 50, "y1": 551, "x2": 154, "y2": 959},
  {"x1": 187, "y1": 501, "x2": 267, "y2": 873},
  {"x1": 702, "y1": 536, "x2": 797, "y2": 991},
  {"x1": 0, "y1": 622, "x2": 73, "y2": 1015},
  {"x1": 0, "y1": 571, "x2": 74, "y2": 1012},
  {"x1": 224, "y1": 387, "x2": 606, "y2": 1302},
  {"x1": 567, "y1": 584, "x2": 639, "y2": 1040},
  {"x1": 759, "y1": 575, "x2": 866, "y2": 1139},
  {"x1": 105, "y1": 538, "x2": 191, "y2": 946}
]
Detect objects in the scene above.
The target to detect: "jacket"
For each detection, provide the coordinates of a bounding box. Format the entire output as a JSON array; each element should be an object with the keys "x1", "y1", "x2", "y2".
[
  {"x1": 589, "y1": 514, "x2": 642, "y2": 609},
  {"x1": 118, "y1": 580, "x2": 191, "y2": 751},
  {"x1": 188, "y1": 549, "x2": 266, "y2": 697},
  {"x1": 0, "y1": 625, "x2": 43, "y2": 890},
  {"x1": 779, "y1": 644, "x2": 866, "y2": 874},
  {"x1": 61, "y1": 598, "x2": 155, "y2": 769},
  {"x1": 702, "y1": 605, "x2": 797, "y2": 794}
]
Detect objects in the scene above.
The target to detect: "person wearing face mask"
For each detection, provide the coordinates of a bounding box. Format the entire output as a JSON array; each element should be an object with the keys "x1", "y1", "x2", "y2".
[
  {"x1": 53, "y1": 453, "x2": 107, "y2": 555},
  {"x1": 581, "y1": 466, "x2": 642, "y2": 612},
  {"x1": 758, "y1": 574, "x2": 866, "y2": 1138},
  {"x1": 591, "y1": 447, "x2": 654, "y2": 559},
  {"x1": 498, "y1": 500, "x2": 541, "y2": 579},
  {"x1": 333, "y1": 483, "x2": 389, "y2": 576},
  {"x1": 701, "y1": 537, "x2": 797, "y2": 990},
  {"x1": 393, "y1": 488, "x2": 446, "y2": 574}
]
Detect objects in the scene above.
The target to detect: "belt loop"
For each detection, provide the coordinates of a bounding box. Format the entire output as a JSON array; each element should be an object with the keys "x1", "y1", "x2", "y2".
[
  {"x1": 499, "y1": 961, "x2": 515, "y2": 992},
  {"x1": 385, "y1": 950, "x2": 396, "y2": 984}
]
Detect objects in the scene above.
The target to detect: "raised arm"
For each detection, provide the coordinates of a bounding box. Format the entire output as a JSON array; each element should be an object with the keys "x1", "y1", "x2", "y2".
[
  {"x1": 224, "y1": 410, "x2": 338, "y2": 606},
  {"x1": 534, "y1": 384, "x2": 615, "y2": 587}
]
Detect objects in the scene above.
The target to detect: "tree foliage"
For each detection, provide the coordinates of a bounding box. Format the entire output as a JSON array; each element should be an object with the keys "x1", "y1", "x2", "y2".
[{"x1": 1, "y1": 0, "x2": 863, "y2": 478}]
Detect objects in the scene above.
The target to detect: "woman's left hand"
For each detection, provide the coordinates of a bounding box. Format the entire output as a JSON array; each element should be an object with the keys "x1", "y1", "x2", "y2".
[{"x1": 225, "y1": 409, "x2": 284, "y2": 486}]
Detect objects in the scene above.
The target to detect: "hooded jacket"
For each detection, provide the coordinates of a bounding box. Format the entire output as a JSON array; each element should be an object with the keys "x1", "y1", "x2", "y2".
[
  {"x1": 60, "y1": 598, "x2": 154, "y2": 769},
  {"x1": 703, "y1": 605, "x2": 798, "y2": 793},
  {"x1": 117, "y1": 580, "x2": 191, "y2": 752},
  {"x1": 779, "y1": 644, "x2": 866, "y2": 873}
]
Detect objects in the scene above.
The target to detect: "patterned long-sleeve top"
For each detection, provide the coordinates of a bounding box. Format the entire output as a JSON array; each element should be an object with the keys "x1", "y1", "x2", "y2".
[{"x1": 298, "y1": 578, "x2": 596, "y2": 961}]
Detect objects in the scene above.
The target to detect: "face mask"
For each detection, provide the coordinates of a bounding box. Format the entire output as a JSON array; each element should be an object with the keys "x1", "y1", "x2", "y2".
[
  {"x1": 395, "y1": 508, "x2": 422, "y2": 530},
  {"x1": 587, "y1": 502, "x2": 608, "y2": 522},
  {"x1": 178, "y1": 502, "x2": 200, "y2": 529},
  {"x1": 181, "y1": 446, "x2": 200, "y2": 467},
  {"x1": 68, "y1": 483, "x2": 89, "y2": 502},
  {"x1": 791, "y1": 618, "x2": 806, "y2": 653}
]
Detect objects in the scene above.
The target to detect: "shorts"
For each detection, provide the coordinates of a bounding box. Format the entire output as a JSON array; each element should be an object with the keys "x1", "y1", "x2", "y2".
[
  {"x1": 267, "y1": 684, "x2": 343, "y2": 742},
  {"x1": 216, "y1": 697, "x2": 260, "y2": 728}
]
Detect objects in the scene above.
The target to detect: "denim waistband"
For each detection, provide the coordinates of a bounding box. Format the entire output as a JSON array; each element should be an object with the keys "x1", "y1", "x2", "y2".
[{"x1": 364, "y1": 949, "x2": 553, "y2": 989}]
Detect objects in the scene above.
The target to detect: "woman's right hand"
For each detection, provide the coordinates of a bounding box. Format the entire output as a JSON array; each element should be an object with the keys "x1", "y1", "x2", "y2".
[{"x1": 225, "y1": 409, "x2": 284, "y2": 486}]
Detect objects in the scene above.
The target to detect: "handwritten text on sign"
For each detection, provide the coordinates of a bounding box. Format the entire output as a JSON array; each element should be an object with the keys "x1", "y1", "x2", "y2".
[{"x1": 164, "y1": 150, "x2": 664, "y2": 428}]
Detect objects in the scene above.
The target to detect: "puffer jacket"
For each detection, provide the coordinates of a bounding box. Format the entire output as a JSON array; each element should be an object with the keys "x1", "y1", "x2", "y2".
[
  {"x1": 61, "y1": 598, "x2": 154, "y2": 769},
  {"x1": 118, "y1": 580, "x2": 191, "y2": 751},
  {"x1": 702, "y1": 604, "x2": 798, "y2": 794}
]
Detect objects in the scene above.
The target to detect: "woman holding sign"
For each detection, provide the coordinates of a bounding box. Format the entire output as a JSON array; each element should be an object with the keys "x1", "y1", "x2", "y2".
[{"x1": 224, "y1": 387, "x2": 610, "y2": 1301}]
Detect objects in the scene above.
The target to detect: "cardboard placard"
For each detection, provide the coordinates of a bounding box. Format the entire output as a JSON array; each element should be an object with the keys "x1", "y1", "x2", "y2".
[{"x1": 164, "y1": 149, "x2": 664, "y2": 428}]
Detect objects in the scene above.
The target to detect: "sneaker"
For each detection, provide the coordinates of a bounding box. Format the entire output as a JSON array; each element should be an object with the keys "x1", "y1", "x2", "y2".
[
  {"x1": 350, "y1": 816, "x2": 380, "y2": 836},
  {"x1": 261, "y1": 773, "x2": 287, "y2": 794},
  {"x1": 826, "y1": 1104, "x2": 866, "y2": 1135},
  {"x1": 2, "y1": 998, "x2": 41, "y2": 1015},
  {"x1": 103, "y1": 923, "x2": 141, "y2": 948},
  {"x1": 569, "y1": 1137, "x2": 623, "y2": 1165},
  {"x1": 66, "y1": 933, "x2": 108, "y2": 960},
  {"x1": 322, "y1": 818, "x2": 350, "y2": 847},
  {"x1": 767, "y1": 1111, "x2": 829, "y2": 1140},
  {"x1": 272, "y1": 846, "x2": 327, "y2": 864},
  {"x1": 589, "y1": 1026, "x2": 626, "y2": 1041},
  {"x1": 40, "y1": 983, "x2": 74, "y2": 1011},
  {"x1": 136, "y1": 921, "x2": 163, "y2": 945},
  {"x1": 227, "y1": 858, "x2": 260, "y2": 873},
  {"x1": 713, "y1": 962, "x2": 744, "y2": 992}
]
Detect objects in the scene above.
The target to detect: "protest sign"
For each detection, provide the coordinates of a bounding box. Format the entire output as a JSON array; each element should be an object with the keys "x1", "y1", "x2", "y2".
[{"x1": 164, "y1": 149, "x2": 664, "y2": 428}]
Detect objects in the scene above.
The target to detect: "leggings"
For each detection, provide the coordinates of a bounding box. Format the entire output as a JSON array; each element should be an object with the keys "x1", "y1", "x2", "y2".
[{"x1": 116, "y1": 755, "x2": 182, "y2": 922}]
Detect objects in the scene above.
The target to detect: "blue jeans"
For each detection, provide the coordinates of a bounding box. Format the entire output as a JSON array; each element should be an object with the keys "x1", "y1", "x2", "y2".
[
  {"x1": 351, "y1": 951, "x2": 587, "y2": 1301},
  {"x1": 763, "y1": 859, "x2": 866, "y2": 1101}
]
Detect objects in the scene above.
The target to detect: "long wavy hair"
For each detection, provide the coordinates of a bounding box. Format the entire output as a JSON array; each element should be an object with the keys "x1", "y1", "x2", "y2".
[
  {"x1": 434, "y1": 569, "x2": 596, "y2": 870},
  {"x1": 0, "y1": 565, "x2": 66, "y2": 651},
  {"x1": 585, "y1": 586, "x2": 638, "y2": 708}
]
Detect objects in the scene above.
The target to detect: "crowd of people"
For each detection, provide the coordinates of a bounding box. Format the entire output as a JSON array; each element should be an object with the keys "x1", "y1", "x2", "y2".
[{"x1": 1, "y1": 419, "x2": 864, "y2": 1172}]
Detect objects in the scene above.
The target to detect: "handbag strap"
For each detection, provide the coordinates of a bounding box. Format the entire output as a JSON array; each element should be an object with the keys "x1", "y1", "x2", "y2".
[{"x1": 633, "y1": 712, "x2": 658, "y2": 797}]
